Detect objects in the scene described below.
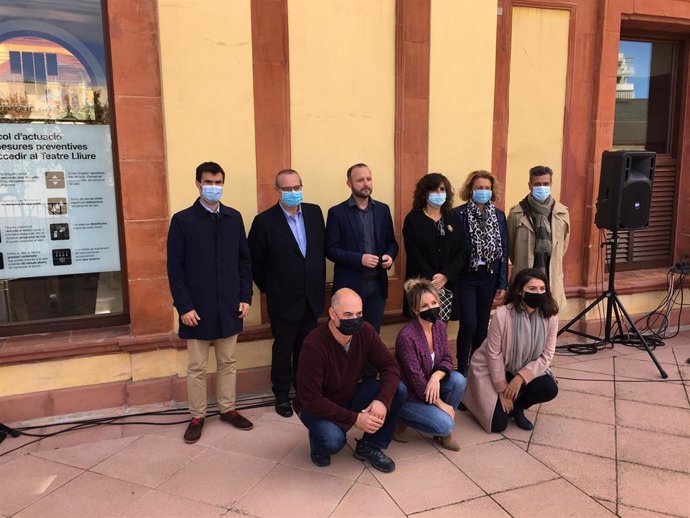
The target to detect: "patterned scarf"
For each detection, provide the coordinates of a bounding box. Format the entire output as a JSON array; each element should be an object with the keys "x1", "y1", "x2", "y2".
[
  {"x1": 467, "y1": 200, "x2": 502, "y2": 273},
  {"x1": 523, "y1": 195, "x2": 554, "y2": 271}
]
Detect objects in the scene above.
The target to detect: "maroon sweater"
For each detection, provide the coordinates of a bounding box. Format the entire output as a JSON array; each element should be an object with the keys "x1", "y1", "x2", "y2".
[{"x1": 294, "y1": 321, "x2": 401, "y2": 431}]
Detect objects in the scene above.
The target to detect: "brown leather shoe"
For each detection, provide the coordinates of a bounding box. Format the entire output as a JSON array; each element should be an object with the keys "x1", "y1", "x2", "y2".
[
  {"x1": 434, "y1": 433, "x2": 460, "y2": 452},
  {"x1": 220, "y1": 410, "x2": 254, "y2": 430},
  {"x1": 184, "y1": 417, "x2": 204, "y2": 443}
]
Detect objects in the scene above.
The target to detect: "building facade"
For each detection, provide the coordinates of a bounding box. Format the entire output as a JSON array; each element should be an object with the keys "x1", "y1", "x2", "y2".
[{"x1": 1, "y1": 0, "x2": 689, "y2": 422}]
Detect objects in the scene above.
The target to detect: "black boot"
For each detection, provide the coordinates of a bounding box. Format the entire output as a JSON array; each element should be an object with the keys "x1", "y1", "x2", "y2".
[
  {"x1": 510, "y1": 407, "x2": 534, "y2": 431},
  {"x1": 354, "y1": 438, "x2": 395, "y2": 473}
]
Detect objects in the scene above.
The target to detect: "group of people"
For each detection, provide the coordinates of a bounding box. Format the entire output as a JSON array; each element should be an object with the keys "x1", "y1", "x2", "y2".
[{"x1": 166, "y1": 161, "x2": 569, "y2": 473}]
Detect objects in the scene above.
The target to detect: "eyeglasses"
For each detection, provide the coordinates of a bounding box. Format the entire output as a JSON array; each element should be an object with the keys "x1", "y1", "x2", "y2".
[{"x1": 278, "y1": 185, "x2": 302, "y2": 192}]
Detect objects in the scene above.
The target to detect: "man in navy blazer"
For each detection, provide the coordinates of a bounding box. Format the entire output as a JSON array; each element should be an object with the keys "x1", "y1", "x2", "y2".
[
  {"x1": 326, "y1": 163, "x2": 398, "y2": 333},
  {"x1": 167, "y1": 161, "x2": 254, "y2": 443},
  {"x1": 248, "y1": 169, "x2": 326, "y2": 418}
]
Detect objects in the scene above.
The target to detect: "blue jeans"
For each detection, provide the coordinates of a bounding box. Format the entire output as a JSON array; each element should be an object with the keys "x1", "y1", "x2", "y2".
[
  {"x1": 399, "y1": 371, "x2": 466, "y2": 436},
  {"x1": 298, "y1": 380, "x2": 407, "y2": 457}
]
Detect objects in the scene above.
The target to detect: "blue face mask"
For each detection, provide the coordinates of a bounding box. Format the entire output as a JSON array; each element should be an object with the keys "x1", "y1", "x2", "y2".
[
  {"x1": 201, "y1": 185, "x2": 223, "y2": 203},
  {"x1": 427, "y1": 193, "x2": 446, "y2": 208},
  {"x1": 532, "y1": 185, "x2": 551, "y2": 202},
  {"x1": 282, "y1": 190, "x2": 303, "y2": 207},
  {"x1": 472, "y1": 189, "x2": 492, "y2": 204}
]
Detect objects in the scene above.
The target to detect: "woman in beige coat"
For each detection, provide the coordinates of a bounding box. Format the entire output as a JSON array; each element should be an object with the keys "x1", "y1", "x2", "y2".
[{"x1": 463, "y1": 268, "x2": 559, "y2": 433}]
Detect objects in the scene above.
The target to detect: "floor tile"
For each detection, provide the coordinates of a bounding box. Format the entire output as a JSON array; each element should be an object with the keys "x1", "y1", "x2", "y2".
[
  {"x1": 234, "y1": 464, "x2": 352, "y2": 518},
  {"x1": 492, "y1": 478, "x2": 615, "y2": 518},
  {"x1": 596, "y1": 499, "x2": 617, "y2": 513},
  {"x1": 372, "y1": 452, "x2": 483, "y2": 515},
  {"x1": 623, "y1": 347, "x2": 680, "y2": 365},
  {"x1": 618, "y1": 461, "x2": 690, "y2": 517},
  {"x1": 412, "y1": 496, "x2": 510, "y2": 517},
  {"x1": 446, "y1": 439, "x2": 558, "y2": 494},
  {"x1": 617, "y1": 504, "x2": 680, "y2": 517},
  {"x1": 0, "y1": 434, "x2": 41, "y2": 467},
  {"x1": 158, "y1": 447, "x2": 275, "y2": 507},
  {"x1": 454, "y1": 412, "x2": 505, "y2": 447},
  {"x1": 91, "y1": 434, "x2": 204, "y2": 488},
  {"x1": 356, "y1": 468, "x2": 382, "y2": 488},
  {"x1": 551, "y1": 367, "x2": 615, "y2": 398},
  {"x1": 618, "y1": 426, "x2": 690, "y2": 473},
  {"x1": 615, "y1": 357, "x2": 679, "y2": 381},
  {"x1": 539, "y1": 390, "x2": 615, "y2": 425},
  {"x1": 0, "y1": 455, "x2": 82, "y2": 516},
  {"x1": 500, "y1": 409, "x2": 537, "y2": 442},
  {"x1": 563, "y1": 357, "x2": 614, "y2": 376},
  {"x1": 529, "y1": 444, "x2": 616, "y2": 501},
  {"x1": 35, "y1": 424, "x2": 123, "y2": 451},
  {"x1": 616, "y1": 399, "x2": 690, "y2": 438},
  {"x1": 32, "y1": 436, "x2": 138, "y2": 469},
  {"x1": 121, "y1": 413, "x2": 190, "y2": 438},
  {"x1": 118, "y1": 490, "x2": 226, "y2": 518},
  {"x1": 280, "y1": 438, "x2": 363, "y2": 481},
  {"x1": 531, "y1": 414, "x2": 616, "y2": 458},
  {"x1": 330, "y1": 483, "x2": 406, "y2": 518},
  {"x1": 615, "y1": 376, "x2": 689, "y2": 408},
  {"x1": 212, "y1": 416, "x2": 305, "y2": 462},
  {"x1": 14, "y1": 471, "x2": 149, "y2": 518}
]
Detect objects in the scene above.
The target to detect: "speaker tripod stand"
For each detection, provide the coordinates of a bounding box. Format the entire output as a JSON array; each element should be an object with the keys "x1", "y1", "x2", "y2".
[{"x1": 558, "y1": 229, "x2": 668, "y2": 378}]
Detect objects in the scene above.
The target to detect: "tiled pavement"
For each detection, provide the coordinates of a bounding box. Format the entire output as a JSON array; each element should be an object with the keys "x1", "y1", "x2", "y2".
[{"x1": 2, "y1": 336, "x2": 690, "y2": 517}]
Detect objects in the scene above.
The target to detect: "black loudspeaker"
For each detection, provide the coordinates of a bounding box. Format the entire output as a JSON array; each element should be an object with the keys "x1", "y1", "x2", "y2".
[{"x1": 595, "y1": 150, "x2": 655, "y2": 231}]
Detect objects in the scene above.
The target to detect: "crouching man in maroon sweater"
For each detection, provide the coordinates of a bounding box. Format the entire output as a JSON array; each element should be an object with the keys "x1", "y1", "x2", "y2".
[{"x1": 293, "y1": 288, "x2": 406, "y2": 472}]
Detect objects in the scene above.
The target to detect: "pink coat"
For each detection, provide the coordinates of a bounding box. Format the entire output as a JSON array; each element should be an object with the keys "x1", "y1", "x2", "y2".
[{"x1": 463, "y1": 304, "x2": 558, "y2": 432}]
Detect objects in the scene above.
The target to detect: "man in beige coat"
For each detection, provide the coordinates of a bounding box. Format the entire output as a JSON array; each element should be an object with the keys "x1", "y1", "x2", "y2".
[{"x1": 507, "y1": 166, "x2": 570, "y2": 310}]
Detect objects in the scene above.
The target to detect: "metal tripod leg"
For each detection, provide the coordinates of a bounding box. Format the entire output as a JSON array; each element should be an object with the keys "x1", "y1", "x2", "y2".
[
  {"x1": 611, "y1": 293, "x2": 668, "y2": 378},
  {"x1": 557, "y1": 291, "x2": 608, "y2": 342}
]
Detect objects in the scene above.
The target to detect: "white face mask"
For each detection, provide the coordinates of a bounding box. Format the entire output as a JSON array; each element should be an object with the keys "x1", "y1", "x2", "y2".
[
  {"x1": 201, "y1": 185, "x2": 223, "y2": 203},
  {"x1": 531, "y1": 185, "x2": 551, "y2": 202}
]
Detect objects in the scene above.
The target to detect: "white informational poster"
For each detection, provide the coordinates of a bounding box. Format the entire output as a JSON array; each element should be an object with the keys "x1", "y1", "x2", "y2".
[{"x1": 0, "y1": 124, "x2": 121, "y2": 279}]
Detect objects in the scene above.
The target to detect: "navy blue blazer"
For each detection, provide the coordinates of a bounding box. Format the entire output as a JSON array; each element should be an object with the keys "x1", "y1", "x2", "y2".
[
  {"x1": 326, "y1": 198, "x2": 398, "y2": 298},
  {"x1": 167, "y1": 199, "x2": 253, "y2": 340},
  {"x1": 453, "y1": 203, "x2": 509, "y2": 290},
  {"x1": 248, "y1": 202, "x2": 326, "y2": 322}
]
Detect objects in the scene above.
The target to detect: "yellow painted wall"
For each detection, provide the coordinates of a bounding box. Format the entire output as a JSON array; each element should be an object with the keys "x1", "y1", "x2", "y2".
[
  {"x1": 428, "y1": 0, "x2": 497, "y2": 195},
  {"x1": 158, "y1": 0, "x2": 261, "y2": 325},
  {"x1": 288, "y1": 0, "x2": 396, "y2": 227},
  {"x1": 504, "y1": 7, "x2": 570, "y2": 211}
]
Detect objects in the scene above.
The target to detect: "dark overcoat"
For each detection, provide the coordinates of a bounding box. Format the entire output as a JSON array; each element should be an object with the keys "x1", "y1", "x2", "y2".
[
  {"x1": 167, "y1": 199, "x2": 253, "y2": 340},
  {"x1": 248, "y1": 202, "x2": 326, "y2": 322}
]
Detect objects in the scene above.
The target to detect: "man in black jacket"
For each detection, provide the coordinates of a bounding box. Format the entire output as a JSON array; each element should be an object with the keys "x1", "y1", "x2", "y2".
[
  {"x1": 167, "y1": 161, "x2": 254, "y2": 443},
  {"x1": 248, "y1": 169, "x2": 326, "y2": 417}
]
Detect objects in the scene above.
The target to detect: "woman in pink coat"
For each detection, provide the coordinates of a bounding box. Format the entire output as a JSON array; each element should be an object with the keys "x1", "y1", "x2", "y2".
[{"x1": 463, "y1": 268, "x2": 559, "y2": 433}]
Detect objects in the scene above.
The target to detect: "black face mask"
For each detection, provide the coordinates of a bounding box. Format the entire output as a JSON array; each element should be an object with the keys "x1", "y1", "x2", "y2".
[
  {"x1": 419, "y1": 307, "x2": 441, "y2": 324},
  {"x1": 523, "y1": 292, "x2": 546, "y2": 309},
  {"x1": 336, "y1": 316, "x2": 364, "y2": 336}
]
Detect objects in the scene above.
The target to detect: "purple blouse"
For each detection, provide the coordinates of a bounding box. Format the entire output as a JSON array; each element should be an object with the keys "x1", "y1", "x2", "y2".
[{"x1": 395, "y1": 319, "x2": 453, "y2": 402}]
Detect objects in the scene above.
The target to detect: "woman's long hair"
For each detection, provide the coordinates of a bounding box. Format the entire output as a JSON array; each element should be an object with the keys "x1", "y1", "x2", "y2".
[
  {"x1": 505, "y1": 268, "x2": 559, "y2": 317},
  {"x1": 412, "y1": 173, "x2": 454, "y2": 214}
]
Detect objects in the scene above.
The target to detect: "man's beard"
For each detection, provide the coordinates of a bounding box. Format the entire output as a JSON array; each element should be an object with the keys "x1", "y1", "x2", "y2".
[{"x1": 352, "y1": 187, "x2": 371, "y2": 199}]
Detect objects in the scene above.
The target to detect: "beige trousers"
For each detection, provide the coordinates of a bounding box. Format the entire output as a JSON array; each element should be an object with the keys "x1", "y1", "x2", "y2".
[{"x1": 187, "y1": 335, "x2": 238, "y2": 417}]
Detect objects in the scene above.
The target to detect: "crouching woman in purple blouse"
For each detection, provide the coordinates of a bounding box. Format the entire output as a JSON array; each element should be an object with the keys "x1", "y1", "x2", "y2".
[{"x1": 394, "y1": 278, "x2": 467, "y2": 451}]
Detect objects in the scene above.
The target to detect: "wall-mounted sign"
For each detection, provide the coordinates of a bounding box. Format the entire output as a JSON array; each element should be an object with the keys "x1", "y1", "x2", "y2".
[{"x1": 0, "y1": 124, "x2": 120, "y2": 279}]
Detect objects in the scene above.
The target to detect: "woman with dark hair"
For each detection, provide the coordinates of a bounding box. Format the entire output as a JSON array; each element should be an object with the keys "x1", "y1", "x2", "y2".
[
  {"x1": 402, "y1": 173, "x2": 466, "y2": 319},
  {"x1": 454, "y1": 170, "x2": 509, "y2": 376},
  {"x1": 463, "y1": 268, "x2": 559, "y2": 433},
  {"x1": 394, "y1": 278, "x2": 466, "y2": 450}
]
